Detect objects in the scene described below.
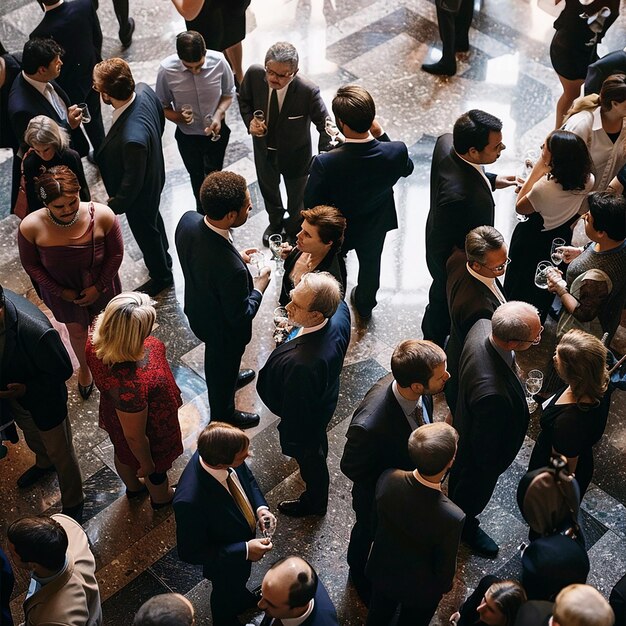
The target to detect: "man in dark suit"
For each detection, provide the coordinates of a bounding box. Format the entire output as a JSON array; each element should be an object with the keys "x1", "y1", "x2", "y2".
[
  {"x1": 257, "y1": 273, "x2": 351, "y2": 517},
  {"x1": 258, "y1": 556, "x2": 339, "y2": 625},
  {"x1": 9, "y1": 38, "x2": 88, "y2": 156},
  {"x1": 584, "y1": 47, "x2": 626, "y2": 95},
  {"x1": 31, "y1": 0, "x2": 105, "y2": 151},
  {"x1": 175, "y1": 171, "x2": 271, "y2": 429},
  {"x1": 238, "y1": 41, "x2": 330, "y2": 245},
  {"x1": 448, "y1": 301, "x2": 541, "y2": 557},
  {"x1": 173, "y1": 422, "x2": 274, "y2": 626},
  {"x1": 341, "y1": 339, "x2": 449, "y2": 604},
  {"x1": 0, "y1": 285, "x2": 83, "y2": 520},
  {"x1": 304, "y1": 85, "x2": 414, "y2": 320},
  {"x1": 94, "y1": 58, "x2": 173, "y2": 297},
  {"x1": 445, "y1": 225, "x2": 508, "y2": 414},
  {"x1": 422, "y1": 109, "x2": 515, "y2": 347},
  {"x1": 365, "y1": 423, "x2": 465, "y2": 626}
]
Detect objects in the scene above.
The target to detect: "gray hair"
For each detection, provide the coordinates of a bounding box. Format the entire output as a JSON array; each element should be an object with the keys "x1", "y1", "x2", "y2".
[
  {"x1": 300, "y1": 272, "x2": 341, "y2": 318},
  {"x1": 491, "y1": 301, "x2": 539, "y2": 343},
  {"x1": 465, "y1": 226, "x2": 505, "y2": 265},
  {"x1": 265, "y1": 42, "x2": 299, "y2": 72},
  {"x1": 24, "y1": 115, "x2": 69, "y2": 152}
]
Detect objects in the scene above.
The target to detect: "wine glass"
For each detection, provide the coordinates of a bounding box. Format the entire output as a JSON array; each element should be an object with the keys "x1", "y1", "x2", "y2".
[
  {"x1": 248, "y1": 251, "x2": 266, "y2": 278},
  {"x1": 77, "y1": 103, "x2": 91, "y2": 124},
  {"x1": 180, "y1": 104, "x2": 193, "y2": 124},
  {"x1": 515, "y1": 150, "x2": 538, "y2": 222},
  {"x1": 534, "y1": 260, "x2": 552, "y2": 290},
  {"x1": 273, "y1": 306, "x2": 291, "y2": 344},
  {"x1": 525, "y1": 369, "x2": 543, "y2": 413},
  {"x1": 204, "y1": 114, "x2": 221, "y2": 142},
  {"x1": 268, "y1": 234, "x2": 284, "y2": 276},
  {"x1": 551, "y1": 238, "x2": 566, "y2": 266},
  {"x1": 253, "y1": 110, "x2": 267, "y2": 136},
  {"x1": 324, "y1": 116, "x2": 340, "y2": 147},
  {"x1": 259, "y1": 513, "x2": 276, "y2": 541}
]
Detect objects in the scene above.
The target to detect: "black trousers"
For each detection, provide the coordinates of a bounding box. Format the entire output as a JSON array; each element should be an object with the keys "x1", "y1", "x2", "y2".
[
  {"x1": 436, "y1": 0, "x2": 474, "y2": 67},
  {"x1": 421, "y1": 274, "x2": 450, "y2": 348},
  {"x1": 175, "y1": 125, "x2": 230, "y2": 212},
  {"x1": 203, "y1": 339, "x2": 245, "y2": 421},
  {"x1": 348, "y1": 230, "x2": 387, "y2": 315},
  {"x1": 347, "y1": 488, "x2": 374, "y2": 601},
  {"x1": 209, "y1": 564, "x2": 256, "y2": 626},
  {"x1": 292, "y1": 434, "x2": 329, "y2": 510},
  {"x1": 366, "y1": 586, "x2": 440, "y2": 626}
]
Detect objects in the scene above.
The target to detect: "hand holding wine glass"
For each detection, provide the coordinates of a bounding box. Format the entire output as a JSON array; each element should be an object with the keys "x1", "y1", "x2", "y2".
[
  {"x1": 324, "y1": 116, "x2": 340, "y2": 147},
  {"x1": 550, "y1": 238, "x2": 566, "y2": 265},
  {"x1": 251, "y1": 110, "x2": 268, "y2": 137},
  {"x1": 204, "y1": 114, "x2": 221, "y2": 141},
  {"x1": 525, "y1": 369, "x2": 543, "y2": 413},
  {"x1": 258, "y1": 511, "x2": 277, "y2": 541},
  {"x1": 534, "y1": 261, "x2": 553, "y2": 290},
  {"x1": 268, "y1": 233, "x2": 285, "y2": 277}
]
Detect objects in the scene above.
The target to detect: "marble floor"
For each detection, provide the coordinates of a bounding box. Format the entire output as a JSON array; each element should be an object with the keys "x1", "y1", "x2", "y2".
[{"x1": 1, "y1": 0, "x2": 626, "y2": 624}]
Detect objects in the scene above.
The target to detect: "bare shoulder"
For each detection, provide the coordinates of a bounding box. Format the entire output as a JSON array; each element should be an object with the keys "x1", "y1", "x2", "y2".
[
  {"x1": 19, "y1": 209, "x2": 46, "y2": 241},
  {"x1": 92, "y1": 202, "x2": 117, "y2": 229}
]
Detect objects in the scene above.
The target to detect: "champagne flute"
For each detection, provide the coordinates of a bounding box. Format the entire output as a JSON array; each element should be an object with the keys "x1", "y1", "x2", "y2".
[
  {"x1": 525, "y1": 369, "x2": 543, "y2": 413},
  {"x1": 515, "y1": 150, "x2": 539, "y2": 222},
  {"x1": 253, "y1": 110, "x2": 267, "y2": 136},
  {"x1": 551, "y1": 238, "x2": 566, "y2": 266},
  {"x1": 324, "y1": 116, "x2": 340, "y2": 147},
  {"x1": 204, "y1": 114, "x2": 221, "y2": 142},
  {"x1": 259, "y1": 513, "x2": 276, "y2": 541},
  {"x1": 268, "y1": 234, "x2": 285, "y2": 276},
  {"x1": 534, "y1": 260, "x2": 552, "y2": 290},
  {"x1": 77, "y1": 103, "x2": 91, "y2": 124}
]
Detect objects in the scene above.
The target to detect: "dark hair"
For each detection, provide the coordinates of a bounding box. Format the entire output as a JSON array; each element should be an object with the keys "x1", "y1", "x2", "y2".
[
  {"x1": 0, "y1": 284, "x2": 5, "y2": 309},
  {"x1": 199, "y1": 171, "x2": 248, "y2": 220},
  {"x1": 22, "y1": 38, "x2": 64, "y2": 75},
  {"x1": 599, "y1": 73, "x2": 626, "y2": 112},
  {"x1": 93, "y1": 58, "x2": 135, "y2": 100},
  {"x1": 391, "y1": 339, "x2": 446, "y2": 388},
  {"x1": 197, "y1": 422, "x2": 249, "y2": 466},
  {"x1": 588, "y1": 191, "x2": 626, "y2": 240},
  {"x1": 0, "y1": 40, "x2": 7, "y2": 56},
  {"x1": 408, "y1": 423, "x2": 458, "y2": 475},
  {"x1": 176, "y1": 31, "x2": 206, "y2": 63},
  {"x1": 35, "y1": 165, "x2": 81, "y2": 205},
  {"x1": 487, "y1": 579, "x2": 527, "y2": 626},
  {"x1": 465, "y1": 226, "x2": 505, "y2": 265},
  {"x1": 545, "y1": 130, "x2": 592, "y2": 191},
  {"x1": 332, "y1": 85, "x2": 375, "y2": 133},
  {"x1": 269, "y1": 557, "x2": 318, "y2": 609},
  {"x1": 453, "y1": 109, "x2": 502, "y2": 154},
  {"x1": 7, "y1": 516, "x2": 68, "y2": 571},
  {"x1": 133, "y1": 594, "x2": 194, "y2": 626},
  {"x1": 300, "y1": 206, "x2": 346, "y2": 252}
]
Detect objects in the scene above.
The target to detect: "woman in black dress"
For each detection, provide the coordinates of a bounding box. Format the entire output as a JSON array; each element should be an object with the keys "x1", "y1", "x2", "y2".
[
  {"x1": 550, "y1": 0, "x2": 620, "y2": 128},
  {"x1": 528, "y1": 329, "x2": 610, "y2": 498}
]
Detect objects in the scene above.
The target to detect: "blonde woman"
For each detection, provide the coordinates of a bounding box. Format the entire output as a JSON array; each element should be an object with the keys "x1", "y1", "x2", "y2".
[{"x1": 86, "y1": 292, "x2": 183, "y2": 508}]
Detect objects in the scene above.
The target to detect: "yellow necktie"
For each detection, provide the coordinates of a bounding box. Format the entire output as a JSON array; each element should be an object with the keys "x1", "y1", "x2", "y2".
[{"x1": 227, "y1": 469, "x2": 256, "y2": 533}]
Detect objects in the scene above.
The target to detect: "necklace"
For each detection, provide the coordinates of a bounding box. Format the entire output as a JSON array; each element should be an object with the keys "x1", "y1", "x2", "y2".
[{"x1": 47, "y1": 207, "x2": 80, "y2": 228}]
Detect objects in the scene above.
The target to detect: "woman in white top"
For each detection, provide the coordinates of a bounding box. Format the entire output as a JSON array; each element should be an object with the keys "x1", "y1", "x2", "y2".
[
  {"x1": 562, "y1": 74, "x2": 626, "y2": 191},
  {"x1": 504, "y1": 130, "x2": 593, "y2": 319}
]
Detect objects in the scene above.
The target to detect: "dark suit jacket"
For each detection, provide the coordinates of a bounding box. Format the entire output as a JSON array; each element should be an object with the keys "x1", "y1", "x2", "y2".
[
  {"x1": 1, "y1": 289, "x2": 73, "y2": 432},
  {"x1": 365, "y1": 469, "x2": 465, "y2": 606},
  {"x1": 0, "y1": 547, "x2": 14, "y2": 626},
  {"x1": 257, "y1": 301, "x2": 351, "y2": 456},
  {"x1": 512, "y1": 601, "x2": 553, "y2": 626},
  {"x1": 0, "y1": 52, "x2": 21, "y2": 150},
  {"x1": 8, "y1": 74, "x2": 89, "y2": 156},
  {"x1": 304, "y1": 137, "x2": 414, "y2": 251},
  {"x1": 453, "y1": 319, "x2": 529, "y2": 477},
  {"x1": 238, "y1": 65, "x2": 330, "y2": 178},
  {"x1": 445, "y1": 249, "x2": 504, "y2": 412},
  {"x1": 584, "y1": 49, "x2": 626, "y2": 95},
  {"x1": 259, "y1": 579, "x2": 339, "y2": 625},
  {"x1": 95, "y1": 84, "x2": 165, "y2": 216},
  {"x1": 173, "y1": 451, "x2": 267, "y2": 580},
  {"x1": 30, "y1": 0, "x2": 102, "y2": 103},
  {"x1": 175, "y1": 212, "x2": 262, "y2": 348},
  {"x1": 425, "y1": 133, "x2": 496, "y2": 283}
]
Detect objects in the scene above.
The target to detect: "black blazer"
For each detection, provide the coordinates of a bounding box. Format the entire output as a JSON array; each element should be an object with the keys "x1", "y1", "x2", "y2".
[
  {"x1": 238, "y1": 65, "x2": 330, "y2": 178},
  {"x1": 304, "y1": 137, "x2": 414, "y2": 251},
  {"x1": 257, "y1": 301, "x2": 351, "y2": 456},
  {"x1": 425, "y1": 133, "x2": 496, "y2": 283},
  {"x1": 30, "y1": 0, "x2": 103, "y2": 103},
  {"x1": 8, "y1": 74, "x2": 89, "y2": 156},
  {"x1": 584, "y1": 50, "x2": 626, "y2": 95},
  {"x1": 1, "y1": 289, "x2": 73, "y2": 432},
  {"x1": 0, "y1": 53, "x2": 21, "y2": 150},
  {"x1": 365, "y1": 469, "x2": 465, "y2": 606},
  {"x1": 175, "y1": 212, "x2": 262, "y2": 348},
  {"x1": 95, "y1": 84, "x2": 165, "y2": 216},
  {"x1": 513, "y1": 602, "x2": 553, "y2": 626},
  {"x1": 453, "y1": 319, "x2": 529, "y2": 477},
  {"x1": 173, "y1": 451, "x2": 267, "y2": 580}
]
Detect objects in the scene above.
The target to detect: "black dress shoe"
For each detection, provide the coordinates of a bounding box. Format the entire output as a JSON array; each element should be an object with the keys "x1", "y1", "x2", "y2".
[
  {"x1": 278, "y1": 499, "x2": 326, "y2": 517},
  {"x1": 236, "y1": 369, "x2": 256, "y2": 390},
  {"x1": 62, "y1": 501, "x2": 85, "y2": 523},
  {"x1": 462, "y1": 526, "x2": 499, "y2": 557},
  {"x1": 119, "y1": 17, "x2": 135, "y2": 48},
  {"x1": 17, "y1": 465, "x2": 55, "y2": 488},
  {"x1": 136, "y1": 277, "x2": 174, "y2": 297},
  {"x1": 421, "y1": 61, "x2": 456, "y2": 76},
  {"x1": 226, "y1": 411, "x2": 260, "y2": 429},
  {"x1": 262, "y1": 224, "x2": 283, "y2": 247},
  {"x1": 78, "y1": 380, "x2": 94, "y2": 400},
  {"x1": 349, "y1": 287, "x2": 372, "y2": 321}
]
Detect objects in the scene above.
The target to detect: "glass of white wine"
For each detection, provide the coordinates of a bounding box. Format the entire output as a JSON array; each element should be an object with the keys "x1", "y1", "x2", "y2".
[
  {"x1": 534, "y1": 261, "x2": 552, "y2": 290},
  {"x1": 525, "y1": 369, "x2": 543, "y2": 413},
  {"x1": 324, "y1": 116, "x2": 340, "y2": 147},
  {"x1": 268, "y1": 234, "x2": 285, "y2": 277},
  {"x1": 551, "y1": 238, "x2": 566, "y2": 266}
]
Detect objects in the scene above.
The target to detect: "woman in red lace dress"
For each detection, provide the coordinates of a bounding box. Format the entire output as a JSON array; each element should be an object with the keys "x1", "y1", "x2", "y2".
[{"x1": 86, "y1": 292, "x2": 183, "y2": 508}]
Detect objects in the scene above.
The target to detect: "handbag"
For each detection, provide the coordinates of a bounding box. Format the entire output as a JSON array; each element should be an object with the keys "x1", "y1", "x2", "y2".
[
  {"x1": 12, "y1": 148, "x2": 33, "y2": 220},
  {"x1": 435, "y1": 0, "x2": 463, "y2": 12}
]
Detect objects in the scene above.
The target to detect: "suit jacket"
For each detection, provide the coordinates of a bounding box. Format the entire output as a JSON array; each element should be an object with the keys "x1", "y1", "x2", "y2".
[
  {"x1": 259, "y1": 579, "x2": 339, "y2": 626},
  {"x1": 365, "y1": 470, "x2": 465, "y2": 606},
  {"x1": 453, "y1": 319, "x2": 529, "y2": 477},
  {"x1": 257, "y1": 301, "x2": 351, "y2": 456},
  {"x1": 425, "y1": 133, "x2": 496, "y2": 283},
  {"x1": 1, "y1": 289, "x2": 72, "y2": 432},
  {"x1": 95, "y1": 84, "x2": 165, "y2": 216},
  {"x1": 23, "y1": 514, "x2": 102, "y2": 626},
  {"x1": 8, "y1": 73, "x2": 89, "y2": 156},
  {"x1": 173, "y1": 452, "x2": 267, "y2": 580},
  {"x1": 0, "y1": 547, "x2": 14, "y2": 626},
  {"x1": 512, "y1": 601, "x2": 553, "y2": 626},
  {"x1": 30, "y1": 0, "x2": 103, "y2": 103},
  {"x1": 584, "y1": 49, "x2": 626, "y2": 96},
  {"x1": 0, "y1": 52, "x2": 21, "y2": 150},
  {"x1": 238, "y1": 65, "x2": 330, "y2": 178},
  {"x1": 175, "y1": 212, "x2": 262, "y2": 348},
  {"x1": 304, "y1": 137, "x2": 414, "y2": 251},
  {"x1": 445, "y1": 249, "x2": 504, "y2": 412}
]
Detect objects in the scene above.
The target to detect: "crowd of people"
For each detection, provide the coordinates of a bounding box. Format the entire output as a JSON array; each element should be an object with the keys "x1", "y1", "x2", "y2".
[{"x1": 0, "y1": 0, "x2": 626, "y2": 625}]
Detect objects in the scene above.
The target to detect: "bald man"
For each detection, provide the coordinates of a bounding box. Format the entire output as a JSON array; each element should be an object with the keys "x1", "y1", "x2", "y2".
[{"x1": 134, "y1": 593, "x2": 194, "y2": 626}]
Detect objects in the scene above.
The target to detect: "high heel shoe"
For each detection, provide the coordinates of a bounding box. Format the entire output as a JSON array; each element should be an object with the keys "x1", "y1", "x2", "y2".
[{"x1": 78, "y1": 380, "x2": 94, "y2": 400}]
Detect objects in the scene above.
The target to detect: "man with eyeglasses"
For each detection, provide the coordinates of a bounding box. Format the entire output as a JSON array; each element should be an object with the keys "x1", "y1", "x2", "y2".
[
  {"x1": 238, "y1": 42, "x2": 331, "y2": 247},
  {"x1": 445, "y1": 226, "x2": 508, "y2": 414},
  {"x1": 448, "y1": 301, "x2": 541, "y2": 558}
]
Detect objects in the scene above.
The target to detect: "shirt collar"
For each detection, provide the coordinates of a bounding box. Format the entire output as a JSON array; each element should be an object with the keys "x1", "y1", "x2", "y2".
[
  {"x1": 278, "y1": 599, "x2": 315, "y2": 626},
  {"x1": 112, "y1": 92, "x2": 136, "y2": 124},
  {"x1": 199, "y1": 456, "x2": 229, "y2": 483},
  {"x1": 412, "y1": 469, "x2": 441, "y2": 491},
  {"x1": 32, "y1": 556, "x2": 69, "y2": 585},
  {"x1": 22, "y1": 72, "x2": 48, "y2": 96},
  {"x1": 296, "y1": 318, "x2": 328, "y2": 337},
  {"x1": 44, "y1": 0, "x2": 64, "y2": 9},
  {"x1": 466, "y1": 262, "x2": 495, "y2": 287},
  {"x1": 344, "y1": 133, "x2": 374, "y2": 143},
  {"x1": 203, "y1": 216, "x2": 233, "y2": 243},
  {"x1": 391, "y1": 380, "x2": 418, "y2": 417}
]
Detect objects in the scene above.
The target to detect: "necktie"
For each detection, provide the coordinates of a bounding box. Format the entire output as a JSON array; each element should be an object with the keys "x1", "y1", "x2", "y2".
[
  {"x1": 266, "y1": 89, "x2": 279, "y2": 149},
  {"x1": 285, "y1": 327, "x2": 300, "y2": 342},
  {"x1": 45, "y1": 84, "x2": 68, "y2": 121},
  {"x1": 226, "y1": 469, "x2": 256, "y2": 533},
  {"x1": 411, "y1": 402, "x2": 425, "y2": 428}
]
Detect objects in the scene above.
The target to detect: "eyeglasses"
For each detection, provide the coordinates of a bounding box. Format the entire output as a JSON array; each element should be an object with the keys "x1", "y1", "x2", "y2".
[
  {"x1": 265, "y1": 66, "x2": 295, "y2": 79},
  {"x1": 478, "y1": 257, "x2": 511, "y2": 273},
  {"x1": 511, "y1": 325, "x2": 544, "y2": 346}
]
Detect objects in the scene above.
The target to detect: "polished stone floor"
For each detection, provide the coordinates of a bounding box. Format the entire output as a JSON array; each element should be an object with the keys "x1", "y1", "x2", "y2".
[{"x1": 1, "y1": 0, "x2": 626, "y2": 624}]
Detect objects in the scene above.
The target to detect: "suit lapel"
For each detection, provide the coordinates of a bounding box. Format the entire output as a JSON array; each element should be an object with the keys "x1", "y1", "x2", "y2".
[
  {"x1": 277, "y1": 77, "x2": 298, "y2": 126},
  {"x1": 451, "y1": 150, "x2": 494, "y2": 196},
  {"x1": 21, "y1": 78, "x2": 62, "y2": 124},
  {"x1": 98, "y1": 94, "x2": 138, "y2": 155},
  {"x1": 484, "y1": 338, "x2": 525, "y2": 402}
]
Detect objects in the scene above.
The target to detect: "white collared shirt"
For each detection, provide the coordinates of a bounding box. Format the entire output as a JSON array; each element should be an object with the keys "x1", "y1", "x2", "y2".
[
  {"x1": 203, "y1": 216, "x2": 233, "y2": 243},
  {"x1": 44, "y1": 0, "x2": 64, "y2": 9},
  {"x1": 22, "y1": 72, "x2": 48, "y2": 97},
  {"x1": 344, "y1": 133, "x2": 374, "y2": 143},
  {"x1": 267, "y1": 82, "x2": 290, "y2": 114},
  {"x1": 111, "y1": 92, "x2": 136, "y2": 125},
  {"x1": 391, "y1": 381, "x2": 430, "y2": 429},
  {"x1": 455, "y1": 150, "x2": 492, "y2": 190},
  {"x1": 290, "y1": 318, "x2": 328, "y2": 339},
  {"x1": 413, "y1": 469, "x2": 441, "y2": 491},
  {"x1": 465, "y1": 263, "x2": 506, "y2": 304},
  {"x1": 268, "y1": 600, "x2": 315, "y2": 626}
]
